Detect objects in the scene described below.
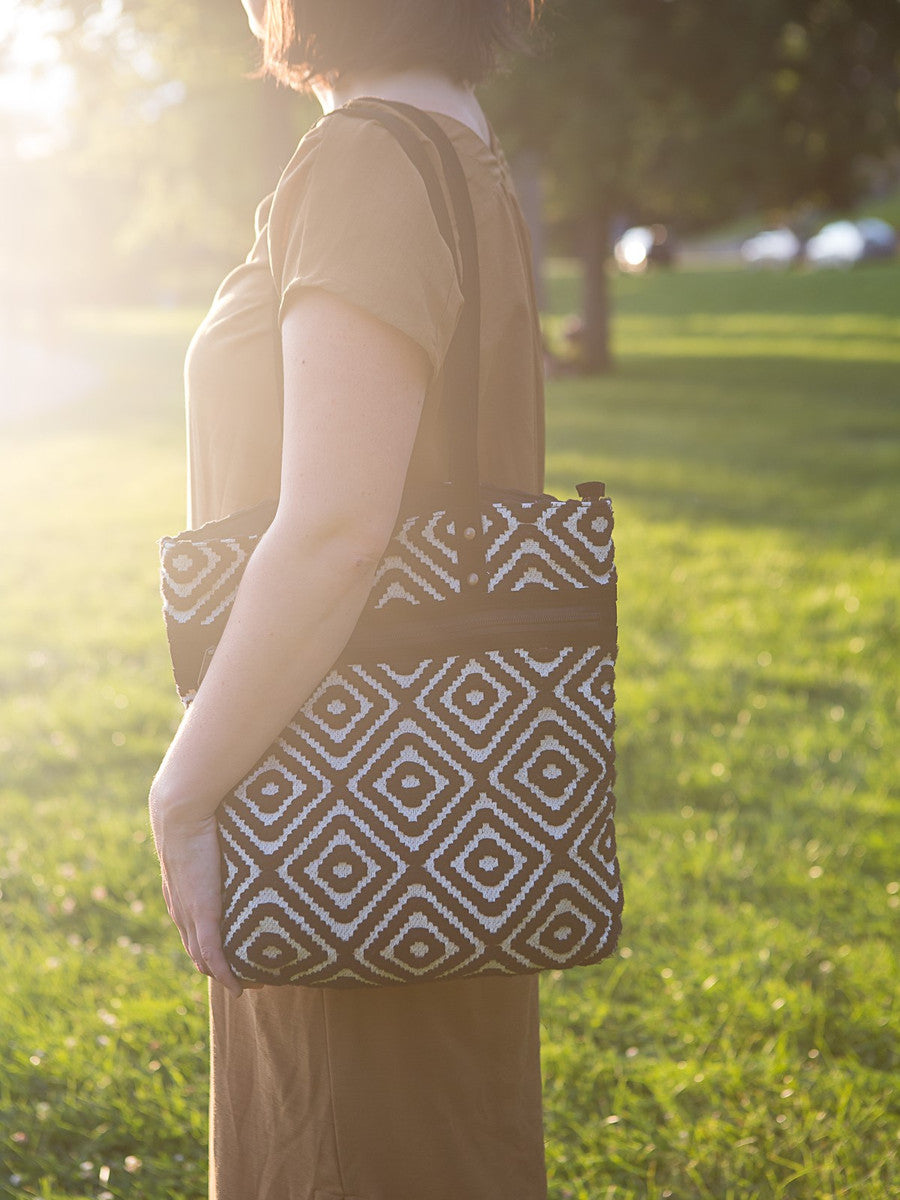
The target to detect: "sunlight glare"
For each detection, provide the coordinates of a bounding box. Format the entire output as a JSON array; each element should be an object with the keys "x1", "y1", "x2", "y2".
[{"x1": 0, "y1": 0, "x2": 75, "y2": 157}]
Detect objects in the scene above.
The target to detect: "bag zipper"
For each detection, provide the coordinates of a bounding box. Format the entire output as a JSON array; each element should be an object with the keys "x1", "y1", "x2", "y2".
[{"x1": 344, "y1": 597, "x2": 616, "y2": 661}]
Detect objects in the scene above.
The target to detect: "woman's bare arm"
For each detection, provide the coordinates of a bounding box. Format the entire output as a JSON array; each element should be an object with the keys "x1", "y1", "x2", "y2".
[{"x1": 149, "y1": 288, "x2": 430, "y2": 993}]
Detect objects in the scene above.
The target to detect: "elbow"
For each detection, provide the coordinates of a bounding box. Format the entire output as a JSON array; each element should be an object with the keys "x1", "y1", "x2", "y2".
[
  {"x1": 266, "y1": 505, "x2": 394, "y2": 583},
  {"x1": 333, "y1": 526, "x2": 389, "y2": 580}
]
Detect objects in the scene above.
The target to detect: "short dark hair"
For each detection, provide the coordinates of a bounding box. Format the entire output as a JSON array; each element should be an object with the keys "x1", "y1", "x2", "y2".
[{"x1": 261, "y1": 0, "x2": 539, "y2": 91}]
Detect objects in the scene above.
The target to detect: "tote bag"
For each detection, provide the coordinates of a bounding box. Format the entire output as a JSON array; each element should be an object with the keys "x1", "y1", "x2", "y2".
[{"x1": 160, "y1": 100, "x2": 623, "y2": 987}]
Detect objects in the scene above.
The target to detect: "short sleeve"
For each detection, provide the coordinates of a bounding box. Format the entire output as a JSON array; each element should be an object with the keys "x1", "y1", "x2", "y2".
[
  {"x1": 253, "y1": 192, "x2": 275, "y2": 242},
  {"x1": 266, "y1": 115, "x2": 464, "y2": 380}
]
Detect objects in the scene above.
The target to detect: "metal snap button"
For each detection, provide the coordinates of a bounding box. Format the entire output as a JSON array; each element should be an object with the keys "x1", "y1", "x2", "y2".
[
  {"x1": 463, "y1": 526, "x2": 477, "y2": 540},
  {"x1": 467, "y1": 573, "x2": 479, "y2": 586}
]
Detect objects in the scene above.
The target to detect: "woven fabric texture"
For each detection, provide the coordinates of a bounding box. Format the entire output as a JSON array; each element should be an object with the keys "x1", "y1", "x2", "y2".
[{"x1": 160, "y1": 491, "x2": 622, "y2": 986}]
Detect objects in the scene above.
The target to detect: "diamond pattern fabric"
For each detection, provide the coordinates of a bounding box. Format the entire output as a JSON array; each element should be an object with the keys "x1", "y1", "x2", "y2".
[{"x1": 161, "y1": 491, "x2": 622, "y2": 987}]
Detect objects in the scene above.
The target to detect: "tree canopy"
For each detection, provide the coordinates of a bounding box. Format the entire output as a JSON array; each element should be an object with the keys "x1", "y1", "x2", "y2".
[
  {"x1": 3, "y1": 0, "x2": 899, "y2": 349},
  {"x1": 487, "y1": 0, "x2": 900, "y2": 367}
]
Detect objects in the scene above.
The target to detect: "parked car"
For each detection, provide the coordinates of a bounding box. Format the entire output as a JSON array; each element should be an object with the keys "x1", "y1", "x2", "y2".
[
  {"x1": 614, "y1": 225, "x2": 675, "y2": 272},
  {"x1": 740, "y1": 228, "x2": 802, "y2": 268},
  {"x1": 856, "y1": 218, "x2": 897, "y2": 261},
  {"x1": 805, "y1": 218, "x2": 897, "y2": 268}
]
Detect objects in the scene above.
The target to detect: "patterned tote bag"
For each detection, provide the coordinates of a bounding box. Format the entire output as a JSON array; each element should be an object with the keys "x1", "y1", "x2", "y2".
[{"x1": 159, "y1": 100, "x2": 623, "y2": 987}]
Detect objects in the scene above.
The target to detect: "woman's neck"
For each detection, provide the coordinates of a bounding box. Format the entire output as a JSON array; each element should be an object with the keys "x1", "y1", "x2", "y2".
[{"x1": 316, "y1": 68, "x2": 491, "y2": 144}]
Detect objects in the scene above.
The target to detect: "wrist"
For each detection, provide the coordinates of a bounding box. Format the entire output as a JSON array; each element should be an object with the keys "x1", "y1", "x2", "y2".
[{"x1": 148, "y1": 774, "x2": 220, "y2": 829}]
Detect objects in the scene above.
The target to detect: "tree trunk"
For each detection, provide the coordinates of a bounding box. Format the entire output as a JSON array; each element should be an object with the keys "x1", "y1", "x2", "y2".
[{"x1": 581, "y1": 210, "x2": 614, "y2": 374}]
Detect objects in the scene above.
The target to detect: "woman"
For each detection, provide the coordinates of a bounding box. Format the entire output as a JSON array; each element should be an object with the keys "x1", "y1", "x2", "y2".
[{"x1": 150, "y1": 2, "x2": 547, "y2": 1197}]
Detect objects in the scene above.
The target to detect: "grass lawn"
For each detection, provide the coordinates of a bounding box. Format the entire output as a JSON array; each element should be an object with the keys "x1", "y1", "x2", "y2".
[{"x1": 1, "y1": 264, "x2": 898, "y2": 1199}]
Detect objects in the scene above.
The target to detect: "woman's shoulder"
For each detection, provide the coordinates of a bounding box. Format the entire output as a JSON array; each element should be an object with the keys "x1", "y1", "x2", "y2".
[
  {"x1": 266, "y1": 109, "x2": 444, "y2": 267},
  {"x1": 267, "y1": 107, "x2": 457, "y2": 269},
  {"x1": 275, "y1": 108, "x2": 426, "y2": 201},
  {"x1": 273, "y1": 103, "x2": 506, "y2": 212},
  {"x1": 266, "y1": 106, "x2": 467, "y2": 377}
]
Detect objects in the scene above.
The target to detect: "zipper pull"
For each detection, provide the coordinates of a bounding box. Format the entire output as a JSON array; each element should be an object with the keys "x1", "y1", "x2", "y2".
[{"x1": 576, "y1": 481, "x2": 606, "y2": 500}]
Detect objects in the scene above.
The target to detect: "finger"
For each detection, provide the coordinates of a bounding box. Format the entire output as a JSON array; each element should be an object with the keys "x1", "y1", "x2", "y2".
[
  {"x1": 177, "y1": 922, "x2": 199, "y2": 969},
  {"x1": 161, "y1": 877, "x2": 192, "y2": 961},
  {"x1": 160, "y1": 874, "x2": 175, "y2": 922},
  {"x1": 194, "y1": 921, "x2": 243, "y2": 998},
  {"x1": 184, "y1": 931, "x2": 213, "y2": 978},
  {"x1": 203, "y1": 942, "x2": 244, "y2": 999}
]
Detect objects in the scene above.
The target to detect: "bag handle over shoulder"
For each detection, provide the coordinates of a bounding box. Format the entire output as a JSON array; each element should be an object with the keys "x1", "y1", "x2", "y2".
[{"x1": 331, "y1": 98, "x2": 487, "y2": 593}]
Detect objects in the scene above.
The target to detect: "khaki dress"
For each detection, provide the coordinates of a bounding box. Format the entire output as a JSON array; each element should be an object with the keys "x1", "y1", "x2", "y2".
[{"x1": 185, "y1": 104, "x2": 547, "y2": 1200}]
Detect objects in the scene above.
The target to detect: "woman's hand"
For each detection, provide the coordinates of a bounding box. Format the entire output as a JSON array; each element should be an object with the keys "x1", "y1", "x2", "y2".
[{"x1": 149, "y1": 793, "x2": 244, "y2": 998}]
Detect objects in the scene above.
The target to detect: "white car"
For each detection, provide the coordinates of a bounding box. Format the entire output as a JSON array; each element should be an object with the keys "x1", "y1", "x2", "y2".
[
  {"x1": 805, "y1": 218, "x2": 896, "y2": 267},
  {"x1": 740, "y1": 228, "x2": 801, "y2": 268}
]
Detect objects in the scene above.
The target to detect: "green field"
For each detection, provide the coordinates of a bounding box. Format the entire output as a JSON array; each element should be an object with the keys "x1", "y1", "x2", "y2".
[{"x1": 1, "y1": 263, "x2": 898, "y2": 1199}]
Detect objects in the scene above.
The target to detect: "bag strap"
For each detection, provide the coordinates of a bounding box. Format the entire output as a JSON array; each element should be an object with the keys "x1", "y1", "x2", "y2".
[
  {"x1": 330, "y1": 98, "x2": 487, "y2": 591},
  {"x1": 338, "y1": 104, "x2": 461, "y2": 270}
]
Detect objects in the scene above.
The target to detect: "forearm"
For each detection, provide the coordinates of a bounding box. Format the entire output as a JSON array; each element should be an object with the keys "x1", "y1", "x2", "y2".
[{"x1": 150, "y1": 517, "x2": 380, "y2": 820}]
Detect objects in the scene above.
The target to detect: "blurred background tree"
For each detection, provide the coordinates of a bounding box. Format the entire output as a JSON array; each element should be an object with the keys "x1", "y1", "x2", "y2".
[
  {"x1": 487, "y1": 0, "x2": 900, "y2": 371},
  {"x1": 3, "y1": 0, "x2": 899, "y2": 360},
  {"x1": 2, "y1": 0, "x2": 313, "y2": 315}
]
